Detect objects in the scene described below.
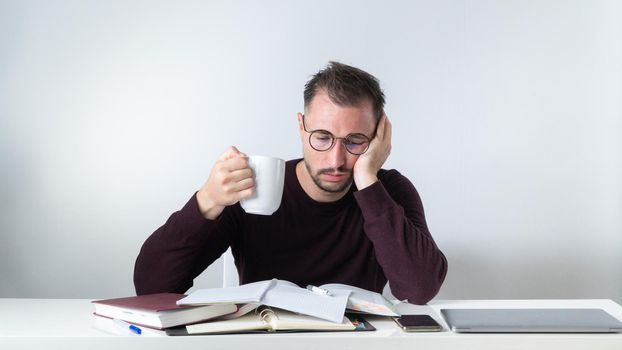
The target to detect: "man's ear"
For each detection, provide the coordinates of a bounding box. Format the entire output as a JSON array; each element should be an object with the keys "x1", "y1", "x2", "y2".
[
  {"x1": 297, "y1": 112, "x2": 304, "y2": 131},
  {"x1": 372, "y1": 110, "x2": 385, "y2": 136}
]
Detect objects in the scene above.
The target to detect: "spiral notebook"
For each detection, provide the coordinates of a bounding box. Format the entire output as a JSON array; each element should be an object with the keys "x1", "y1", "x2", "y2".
[{"x1": 165, "y1": 307, "x2": 375, "y2": 336}]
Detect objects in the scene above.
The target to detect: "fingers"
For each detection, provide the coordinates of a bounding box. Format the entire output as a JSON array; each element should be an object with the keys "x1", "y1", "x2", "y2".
[
  {"x1": 213, "y1": 161, "x2": 254, "y2": 191},
  {"x1": 202, "y1": 161, "x2": 255, "y2": 206},
  {"x1": 216, "y1": 145, "x2": 250, "y2": 173},
  {"x1": 372, "y1": 113, "x2": 391, "y2": 145},
  {"x1": 365, "y1": 113, "x2": 392, "y2": 162},
  {"x1": 372, "y1": 113, "x2": 384, "y2": 140},
  {"x1": 197, "y1": 146, "x2": 253, "y2": 219},
  {"x1": 383, "y1": 114, "x2": 392, "y2": 142},
  {"x1": 220, "y1": 155, "x2": 250, "y2": 172},
  {"x1": 232, "y1": 179, "x2": 256, "y2": 201},
  {"x1": 220, "y1": 175, "x2": 255, "y2": 199},
  {"x1": 218, "y1": 145, "x2": 247, "y2": 161},
  {"x1": 228, "y1": 167, "x2": 254, "y2": 183},
  {"x1": 221, "y1": 168, "x2": 255, "y2": 198},
  {"x1": 382, "y1": 114, "x2": 392, "y2": 156}
]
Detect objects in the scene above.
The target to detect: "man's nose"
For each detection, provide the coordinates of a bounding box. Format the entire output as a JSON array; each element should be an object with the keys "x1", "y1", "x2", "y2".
[{"x1": 327, "y1": 140, "x2": 347, "y2": 169}]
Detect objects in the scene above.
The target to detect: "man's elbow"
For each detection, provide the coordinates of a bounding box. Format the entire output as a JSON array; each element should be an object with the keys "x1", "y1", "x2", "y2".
[
  {"x1": 395, "y1": 257, "x2": 448, "y2": 305},
  {"x1": 402, "y1": 283, "x2": 442, "y2": 305}
]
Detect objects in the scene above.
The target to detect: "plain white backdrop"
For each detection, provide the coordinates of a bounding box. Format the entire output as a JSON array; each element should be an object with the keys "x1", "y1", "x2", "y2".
[{"x1": 1, "y1": 0, "x2": 621, "y2": 302}]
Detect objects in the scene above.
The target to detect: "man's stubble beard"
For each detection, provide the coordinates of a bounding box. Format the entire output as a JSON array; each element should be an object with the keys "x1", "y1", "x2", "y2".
[{"x1": 304, "y1": 159, "x2": 353, "y2": 194}]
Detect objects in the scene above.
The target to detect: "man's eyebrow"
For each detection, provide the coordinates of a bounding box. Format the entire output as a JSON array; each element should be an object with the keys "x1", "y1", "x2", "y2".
[{"x1": 305, "y1": 118, "x2": 372, "y2": 137}]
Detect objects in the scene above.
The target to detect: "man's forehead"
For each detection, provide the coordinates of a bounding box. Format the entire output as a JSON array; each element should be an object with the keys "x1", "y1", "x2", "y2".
[
  {"x1": 306, "y1": 92, "x2": 375, "y2": 125},
  {"x1": 307, "y1": 89, "x2": 374, "y2": 113}
]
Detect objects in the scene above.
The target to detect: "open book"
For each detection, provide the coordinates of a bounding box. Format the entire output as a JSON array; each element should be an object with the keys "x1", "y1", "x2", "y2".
[
  {"x1": 177, "y1": 279, "x2": 399, "y2": 324},
  {"x1": 174, "y1": 307, "x2": 376, "y2": 335}
]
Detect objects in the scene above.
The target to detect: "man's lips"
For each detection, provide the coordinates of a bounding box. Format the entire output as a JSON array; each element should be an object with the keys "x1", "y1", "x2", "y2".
[{"x1": 320, "y1": 172, "x2": 348, "y2": 182}]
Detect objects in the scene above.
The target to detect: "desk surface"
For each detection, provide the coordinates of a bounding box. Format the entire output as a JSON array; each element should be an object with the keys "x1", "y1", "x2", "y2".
[{"x1": 1, "y1": 298, "x2": 622, "y2": 350}]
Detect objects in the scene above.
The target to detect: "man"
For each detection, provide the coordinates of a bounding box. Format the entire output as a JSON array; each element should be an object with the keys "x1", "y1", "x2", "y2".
[{"x1": 134, "y1": 61, "x2": 447, "y2": 304}]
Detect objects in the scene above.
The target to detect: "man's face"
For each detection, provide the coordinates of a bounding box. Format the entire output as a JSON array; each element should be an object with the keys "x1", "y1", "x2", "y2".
[{"x1": 298, "y1": 90, "x2": 376, "y2": 195}]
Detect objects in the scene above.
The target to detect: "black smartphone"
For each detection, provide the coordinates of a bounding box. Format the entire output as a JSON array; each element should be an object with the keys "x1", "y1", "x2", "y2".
[{"x1": 393, "y1": 314, "x2": 443, "y2": 332}]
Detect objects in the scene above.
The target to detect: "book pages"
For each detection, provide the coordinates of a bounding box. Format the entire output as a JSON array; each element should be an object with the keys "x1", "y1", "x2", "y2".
[
  {"x1": 177, "y1": 280, "x2": 275, "y2": 306},
  {"x1": 320, "y1": 283, "x2": 400, "y2": 316},
  {"x1": 261, "y1": 280, "x2": 350, "y2": 323}
]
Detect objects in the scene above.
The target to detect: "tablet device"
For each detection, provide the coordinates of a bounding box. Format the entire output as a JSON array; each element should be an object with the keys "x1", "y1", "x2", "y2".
[{"x1": 441, "y1": 308, "x2": 622, "y2": 333}]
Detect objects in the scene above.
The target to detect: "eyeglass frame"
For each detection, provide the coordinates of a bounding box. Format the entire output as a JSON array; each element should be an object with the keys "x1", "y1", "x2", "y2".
[{"x1": 301, "y1": 114, "x2": 375, "y2": 155}]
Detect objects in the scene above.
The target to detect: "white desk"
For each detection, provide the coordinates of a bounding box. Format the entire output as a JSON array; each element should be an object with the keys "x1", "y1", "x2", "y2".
[{"x1": 1, "y1": 299, "x2": 622, "y2": 350}]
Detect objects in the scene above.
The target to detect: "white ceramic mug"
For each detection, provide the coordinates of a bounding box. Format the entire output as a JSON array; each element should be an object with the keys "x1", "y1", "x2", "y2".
[{"x1": 240, "y1": 155, "x2": 285, "y2": 215}]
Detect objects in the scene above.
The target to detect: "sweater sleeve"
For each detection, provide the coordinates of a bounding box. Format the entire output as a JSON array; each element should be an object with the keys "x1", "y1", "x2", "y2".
[
  {"x1": 353, "y1": 171, "x2": 447, "y2": 304},
  {"x1": 133, "y1": 193, "x2": 235, "y2": 295}
]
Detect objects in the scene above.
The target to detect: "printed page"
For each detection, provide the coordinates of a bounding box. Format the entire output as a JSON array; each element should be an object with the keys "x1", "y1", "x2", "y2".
[
  {"x1": 261, "y1": 280, "x2": 350, "y2": 323},
  {"x1": 320, "y1": 283, "x2": 399, "y2": 316},
  {"x1": 177, "y1": 280, "x2": 275, "y2": 306}
]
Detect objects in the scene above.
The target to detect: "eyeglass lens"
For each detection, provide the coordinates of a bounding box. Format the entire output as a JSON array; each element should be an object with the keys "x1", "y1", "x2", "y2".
[{"x1": 309, "y1": 130, "x2": 369, "y2": 155}]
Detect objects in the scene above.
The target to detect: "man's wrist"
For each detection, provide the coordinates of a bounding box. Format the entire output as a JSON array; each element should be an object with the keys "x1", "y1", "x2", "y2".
[
  {"x1": 196, "y1": 191, "x2": 224, "y2": 220},
  {"x1": 354, "y1": 173, "x2": 378, "y2": 190}
]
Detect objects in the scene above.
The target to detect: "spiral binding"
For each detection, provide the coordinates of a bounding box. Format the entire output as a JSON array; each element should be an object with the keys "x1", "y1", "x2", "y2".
[{"x1": 257, "y1": 306, "x2": 278, "y2": 331}]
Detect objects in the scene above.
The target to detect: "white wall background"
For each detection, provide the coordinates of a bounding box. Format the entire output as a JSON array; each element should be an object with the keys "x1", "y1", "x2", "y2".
[{"x1": 1, "y1": 0, "x2": 621, "y2": 302}]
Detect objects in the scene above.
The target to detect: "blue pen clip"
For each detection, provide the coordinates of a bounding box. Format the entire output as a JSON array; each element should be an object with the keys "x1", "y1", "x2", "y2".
[
  {"x1": 113, "y1": 318, "x2": 142, "y2": 335},
  {"x1": 128, "y1": 324, "x2": 142, "y2": 335}
]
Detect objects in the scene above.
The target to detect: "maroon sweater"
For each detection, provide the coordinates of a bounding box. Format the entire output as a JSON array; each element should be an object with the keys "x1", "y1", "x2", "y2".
[{"x1": 134, "y1": 159, "x2": 447, "y2": 304}]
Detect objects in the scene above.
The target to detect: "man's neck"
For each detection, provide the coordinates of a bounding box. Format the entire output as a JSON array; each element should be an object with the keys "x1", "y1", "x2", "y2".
[{"x1": 295, "y1": 160, "x2": 351, "y2": 203}]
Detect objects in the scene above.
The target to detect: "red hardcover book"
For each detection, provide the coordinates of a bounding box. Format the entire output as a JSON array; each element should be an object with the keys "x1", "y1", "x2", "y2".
[{"x1": 92, "y1": 293, "x2": 237, "y2": 329}]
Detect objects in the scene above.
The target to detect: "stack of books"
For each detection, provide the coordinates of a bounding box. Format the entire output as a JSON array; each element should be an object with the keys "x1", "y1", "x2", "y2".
[
  {"x1": 91, "y1": 293, "x2": 237, "y2": 336},
  {"x1": 92, "y1": 279, "x2": 399, "y2": 336}
]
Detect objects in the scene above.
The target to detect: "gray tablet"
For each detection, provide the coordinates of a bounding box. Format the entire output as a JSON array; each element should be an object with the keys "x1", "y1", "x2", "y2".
[{"x1": 441, "y1": 308, "x2": 622, "y2": 333}]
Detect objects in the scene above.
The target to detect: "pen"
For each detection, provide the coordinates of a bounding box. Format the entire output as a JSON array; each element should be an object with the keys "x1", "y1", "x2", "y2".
[
  {"x1": 306, "y1": 285, "x2": 333, "y2": 296},
  {"x1": 113, "y1": 318, "x2": 142, "y2": 335}
]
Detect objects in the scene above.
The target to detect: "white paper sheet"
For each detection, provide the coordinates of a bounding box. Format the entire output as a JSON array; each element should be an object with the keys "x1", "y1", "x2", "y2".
[
  {"x1": 177, "y1": 280, "x2": 275, "y2": 305},
  {"x1": 261, "y1": 280, "x2": 350, "y2": 323}
]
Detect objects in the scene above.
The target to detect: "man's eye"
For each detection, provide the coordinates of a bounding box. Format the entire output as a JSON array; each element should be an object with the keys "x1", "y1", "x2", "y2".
[
  {"x1": 346, "y1": 135, "x2": 369, "y2": 145},
  {"x1": 313, "y1": 132, "x2": 333, "y2": 141},
  {"x1": 347, "y1": 140, "x2": 365, "y2": 146}
]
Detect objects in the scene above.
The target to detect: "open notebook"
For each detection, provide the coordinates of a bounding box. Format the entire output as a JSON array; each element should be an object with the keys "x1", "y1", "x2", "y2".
[
  {"x1": 166, "y1": 307, "x2": 375, "y2": 335},
  {"x1": 177, "y1": 279, "x2": 398, "y2": 323}
]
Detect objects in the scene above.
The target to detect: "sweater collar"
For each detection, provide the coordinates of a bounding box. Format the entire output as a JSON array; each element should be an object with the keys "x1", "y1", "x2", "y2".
[{"x1": 286, "y1": 159, "x2": 356, "y2": 213}]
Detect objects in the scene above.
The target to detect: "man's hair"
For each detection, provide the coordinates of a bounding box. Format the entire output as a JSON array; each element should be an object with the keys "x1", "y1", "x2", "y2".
[{"x1": 304, "y1": 61, "x2": 385, "y2": 121}]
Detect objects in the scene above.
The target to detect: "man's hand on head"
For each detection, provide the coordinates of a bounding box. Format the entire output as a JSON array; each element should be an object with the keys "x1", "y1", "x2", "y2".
[
  {"x1": 196, "y1": 146, "x2": 255, "y2": 220},
  {"x1": 353, "y1": 113, "x2": 392, "y2": 190}
]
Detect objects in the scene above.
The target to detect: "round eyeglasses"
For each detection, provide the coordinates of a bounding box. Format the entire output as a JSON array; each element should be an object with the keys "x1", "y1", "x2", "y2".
[{"x1": 301, "y1": 114, "x2": 372, "y2": 155}]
